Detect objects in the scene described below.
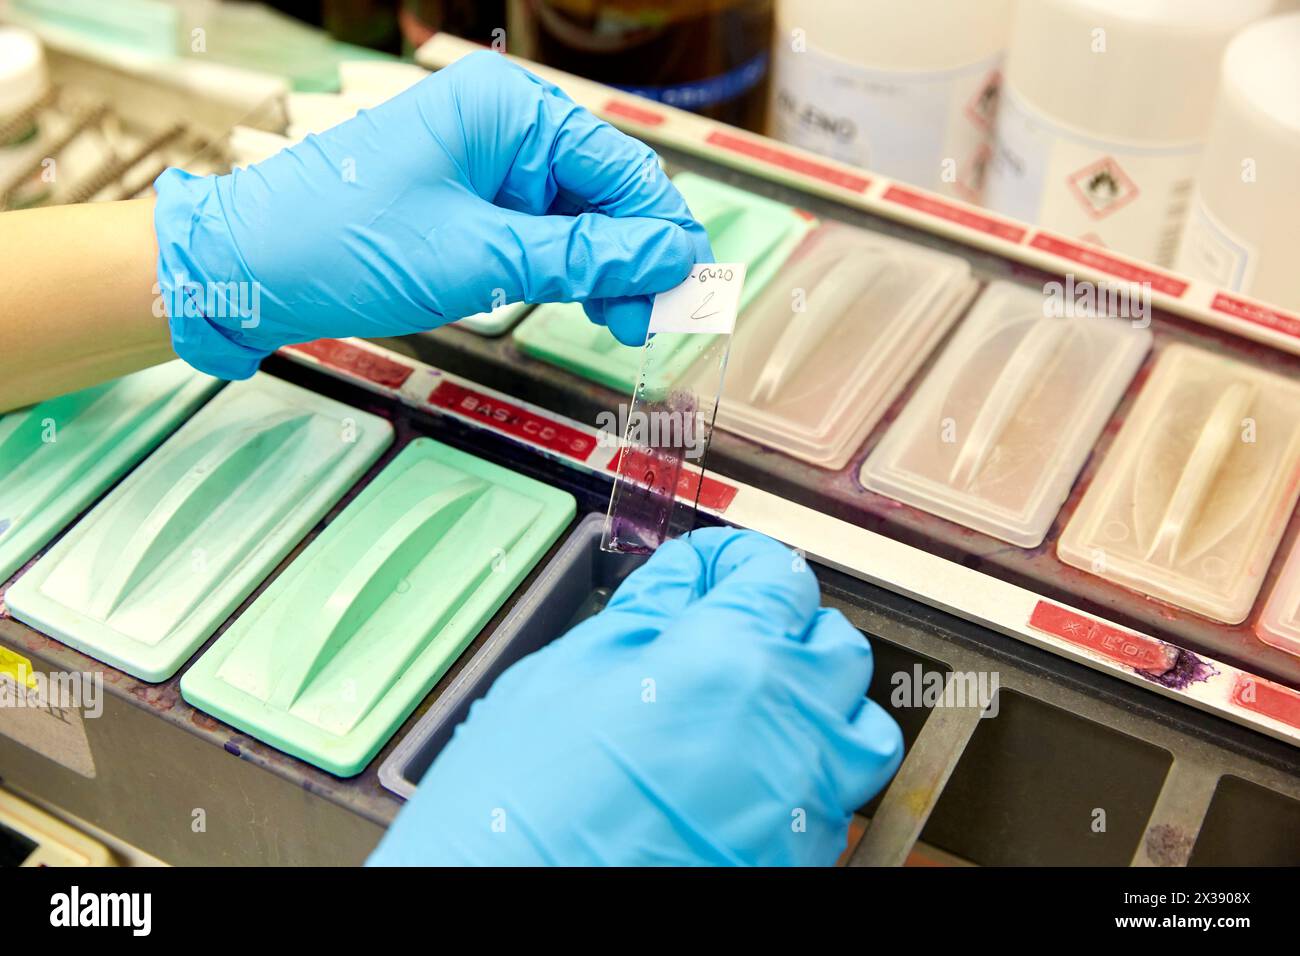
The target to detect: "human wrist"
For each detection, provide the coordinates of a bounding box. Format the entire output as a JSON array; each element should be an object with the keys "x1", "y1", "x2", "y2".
[{"x1": 153, "y1": 167, "x2": 269, "y2": 380}]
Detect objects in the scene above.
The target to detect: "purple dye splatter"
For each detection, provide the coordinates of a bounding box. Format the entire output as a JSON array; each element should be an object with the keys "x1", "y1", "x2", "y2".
[
  {"x1": 1139, "y1": 648, "x2": 1218, "y2": 689},
  {"x1": 224, "y1": 740, "x2": 242, "y2": 757},
  {"x1": 0, "y1": 518, "x2": 9, "y2": 536},
  {"x1": 1143, "y1": 823, "x2": 1194, "y2": 866}
]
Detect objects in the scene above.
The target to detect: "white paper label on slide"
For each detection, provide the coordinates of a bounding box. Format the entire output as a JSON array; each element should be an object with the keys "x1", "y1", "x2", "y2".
[{"x1": 649, "y1": 263, "x2": 747, "y2": 336}]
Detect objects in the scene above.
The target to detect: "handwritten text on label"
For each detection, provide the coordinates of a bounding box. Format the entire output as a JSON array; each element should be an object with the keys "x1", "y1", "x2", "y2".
[{"x1": 648, "y1": 262, "x2": 747, "y2": 336}]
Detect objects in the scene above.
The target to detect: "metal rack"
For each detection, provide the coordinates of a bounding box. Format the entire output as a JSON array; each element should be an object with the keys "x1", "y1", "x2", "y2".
[{"x1": 0, "y1": 44, "x2": 286, "y2": 210}]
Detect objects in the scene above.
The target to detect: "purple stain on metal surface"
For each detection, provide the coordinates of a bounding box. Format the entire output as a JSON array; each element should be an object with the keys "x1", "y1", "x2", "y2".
[
  {"x1": 0, "y1": 518, "x2": 9, "y2": 536},
  {"x1": 224, "y1": 740, "x2": 241, "y2": 757},
  {"x1": 1139, "y1": 649, "x2": 1218, "y2": 689},
  {"x1": 1144, "y1": 823, "x2": 1194, "y2": 866}
]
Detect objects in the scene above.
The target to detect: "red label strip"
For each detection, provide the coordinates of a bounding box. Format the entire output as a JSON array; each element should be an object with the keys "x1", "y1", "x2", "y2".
[
  {"x1": 603, "y1": 98, "x2": 666, "y2": 127},
  {"x1": 285, "y1": 339, "x2": 413, "y2": 389},
  {"x1": 883, "y1": 185, "x2": 1028, "y2": 243},
  {"x1": 1231, "y1": 674, "x2": 1300, "y2": 729},
  {"x1": 607, "y1": 448, "x2": 738, "y2": 513},
  {"x1": 1028, "y1": 232, "x2": 1189, "y2": 298},
  {"x1": 428, "y1": 380, "x2": 598, "y2": 461},
  {"x1": 705, "y1": 131, "x2": 871, "y2": 193},
  {"x1": 1029, "y1": 601, "x2": 1179, "y2": 673},
  {"x1": 1210, "y1": 292, "x2": 1300, "y2": 340}
]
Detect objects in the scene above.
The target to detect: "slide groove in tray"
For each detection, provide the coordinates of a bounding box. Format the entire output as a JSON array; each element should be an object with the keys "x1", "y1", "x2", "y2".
[
  {"x1": 0, "y1": 362, "x2": 220, "y2": 583},
  {"x1": 5, "y1": 373, "x2": 393, "y2": 681},
  {"x1": 182, "y1": 437, "x2": 576, "y2": 777}
]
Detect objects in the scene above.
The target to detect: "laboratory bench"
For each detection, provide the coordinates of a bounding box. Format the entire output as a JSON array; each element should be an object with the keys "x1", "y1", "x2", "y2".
[{"x1": 2, "y1": 35, "x2": 1300, "y2": 867}]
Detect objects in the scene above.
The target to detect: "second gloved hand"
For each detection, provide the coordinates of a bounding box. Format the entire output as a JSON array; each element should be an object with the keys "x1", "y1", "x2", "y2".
[
  {"x1": 368, "y1": 528, "x2": 904, "y2": 866},
  {"x1": 154, "y1": 51, "x2": 711, "y2": 379}
]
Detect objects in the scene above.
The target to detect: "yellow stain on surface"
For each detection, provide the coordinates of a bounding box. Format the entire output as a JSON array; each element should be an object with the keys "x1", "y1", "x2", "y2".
[
  {"x1": 902, "y1": 788, "x2": 934, "y2": 817},
  {"x1": 0, "y1": 647, "x2": 36, "y2": 689}
]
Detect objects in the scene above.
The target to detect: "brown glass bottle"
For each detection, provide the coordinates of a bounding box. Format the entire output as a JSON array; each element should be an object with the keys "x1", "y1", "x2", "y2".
[
  {"x1": 511, "y1": 0, "x2": 773, "y2": 132},
  {"x1": 400, "y1": 1, "x2": 509, "y2": 51},
  {"x1": 323, "y1": 0, "x2": 403, "y2": 54}
]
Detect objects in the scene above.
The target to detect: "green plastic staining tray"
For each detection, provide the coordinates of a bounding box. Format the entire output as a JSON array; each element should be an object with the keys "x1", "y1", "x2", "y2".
[
  {"x1": 5, "y1": 373, "x2": 393, "y2": 682},
  {"x1": 512, "y1": 171, "x2": 815, "y2": 393},
  {"x1": 181, "y1": 438, "x2": 576, "y2": 777},
  {"x1": 0, "y1": 362, "x2": 221, "y2": 584},
  {"x1": 455, "y1": 302, "x2": 532, "y2": 336}
]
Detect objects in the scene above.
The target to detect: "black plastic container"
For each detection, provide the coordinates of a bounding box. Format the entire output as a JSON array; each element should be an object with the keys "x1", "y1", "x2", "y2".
[{"x1": 380, "y1": 514, "x2": 641, "y2": 797}]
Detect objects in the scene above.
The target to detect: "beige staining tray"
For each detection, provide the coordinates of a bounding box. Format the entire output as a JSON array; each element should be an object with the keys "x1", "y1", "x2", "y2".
[
  {"x1": 1257, "y1": 537, "x2": 1300, "y2": 658},
  {"x1": 1059, "y1": 344, "x2": 1300, "y2": 624},
  {"x1": 715, "y1": 222, "x2": 973, "y2": 470},
  {"x1": 861, "y1": 280, "x2": 1152, "y2": 547}
]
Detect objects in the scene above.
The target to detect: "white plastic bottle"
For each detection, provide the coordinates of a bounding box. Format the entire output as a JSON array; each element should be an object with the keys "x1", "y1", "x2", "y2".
[
  {"x1": 768, "y1": 0, "x2": 1014, "y2": 201},
  {"x1": 984, "y1": 0, "x2": 1275, "y2": 267},
  {"x1": 1174, "y1": 14, "x2": 1300, "y2": 311}
]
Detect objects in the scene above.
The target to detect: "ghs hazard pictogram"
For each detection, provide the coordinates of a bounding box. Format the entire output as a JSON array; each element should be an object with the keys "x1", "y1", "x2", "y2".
[
  {"x1": 964, "y1": 69, "x2": 1001, "y2": 132},
  {"x1": 1066, "y1": 156, "x2": 1140, "y2": 220}
]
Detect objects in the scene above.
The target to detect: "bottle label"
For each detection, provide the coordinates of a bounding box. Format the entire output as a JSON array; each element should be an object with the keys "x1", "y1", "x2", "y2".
[
  {"x1": 615, "y1": 52, "x2": 769, "y2": 111},
  {"x1": 1174, "y1": 190, "x2": 1256, "y2": 292},
  {"x1": 770, "y1": 40, "x2": 1002, "y2": 201},
  {"x1": 984, "y1": 85, "x2": 1200, "y2": 267}
]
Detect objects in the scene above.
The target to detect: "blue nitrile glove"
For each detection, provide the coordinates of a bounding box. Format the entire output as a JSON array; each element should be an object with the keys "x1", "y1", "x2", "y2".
[
  {"x1": 368, "y1": 528, "x2": 904, "y2": 867},
  {"x1": 154, "y1": 51, "x2": 711, "y2": 380}
]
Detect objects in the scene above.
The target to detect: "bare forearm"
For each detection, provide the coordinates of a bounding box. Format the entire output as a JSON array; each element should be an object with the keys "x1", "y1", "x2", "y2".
[{"x1": 0, "y1": 197, "x2": 172, "y2": 412}]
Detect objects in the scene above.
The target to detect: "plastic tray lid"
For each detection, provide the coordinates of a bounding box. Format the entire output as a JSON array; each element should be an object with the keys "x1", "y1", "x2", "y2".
[
  {"x1": 1058, "y1": 343, "x2": 1300, "y2": 625},
  {"x1": 454, "y1": 301, "x2": 531, "y2": 336},
  {"x1": 861, "y1": 281, "x2": 1152, "y2": 548},
  {"x1": 4, "y1": 374, "x2": 394, "y2": 682},
  {"x1": 511, "y1": 171, "x2": 814, "y2": 393},
  {"x1": 181, "y1": 438, "x2": 576, "y2": 777},
  {"x1": 713, "y1": 222, "x2": 974, "y2": 470},
  {"x1": 0, "y1": 362, "x2": 220, "y2": 584},
  {"x1": 1256, "y1": 536, "x2": 1300, "y2": 658}
]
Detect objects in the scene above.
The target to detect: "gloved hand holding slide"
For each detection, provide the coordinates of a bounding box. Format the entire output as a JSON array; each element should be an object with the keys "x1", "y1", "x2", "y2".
[
  {"x1": 604, "y1": 263, "x2": 747, "y2": 555},
  {"x1": 153, "y1": 51, "x2": 713, "y2": 379}
]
